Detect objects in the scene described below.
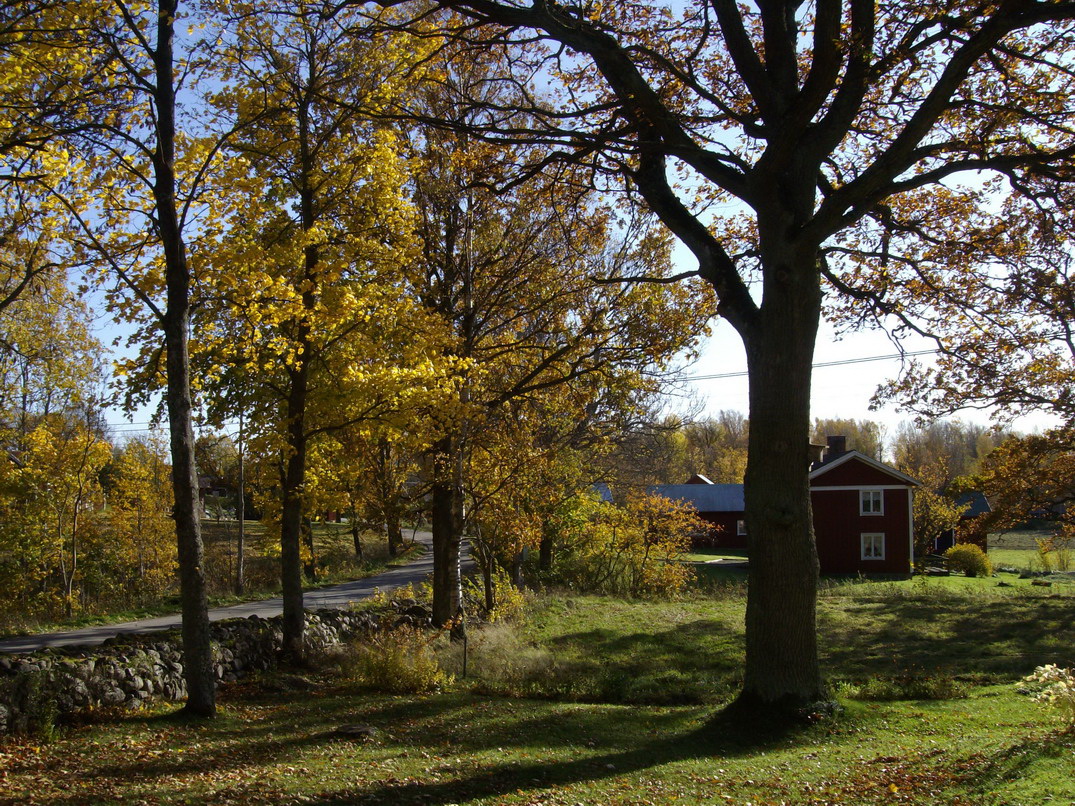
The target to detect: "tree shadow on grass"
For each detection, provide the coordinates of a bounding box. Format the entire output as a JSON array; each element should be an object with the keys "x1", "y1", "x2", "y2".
[
  {"x1": 45, "y1": 690, "x2": 486, "y2": 794},
  {"x1": 820, "y1": 596, "x2": 1075, "y2": 681},
  {"x1": 548, "y1": 618, "x2": 743, "y2": 669},
  {"x1": 37, "y1": 687, "x2": 838, "y2": 806},
  {"x1": 537, "y1": 618, "x2": 745, "y2": 704},
  {"x1": 297, "y1": 700, "x2": 833, "y2": 806},
  {"x1": 968, "y1": 728, "x2": 1075, "y2": 793}
]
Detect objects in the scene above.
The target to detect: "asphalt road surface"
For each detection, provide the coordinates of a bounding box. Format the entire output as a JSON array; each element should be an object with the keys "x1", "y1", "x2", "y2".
[{"x1": 0, "y1": 530, "x2": 451, "y2": 655}]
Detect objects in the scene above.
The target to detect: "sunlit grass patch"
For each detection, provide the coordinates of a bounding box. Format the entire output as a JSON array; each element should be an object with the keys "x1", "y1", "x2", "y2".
[
  {"x1": 3, "y1": 579, "x2": 1073, "y2": 804},
  {"x1": 3, "y1": 682, "x2": 1072, "y2": 805}
]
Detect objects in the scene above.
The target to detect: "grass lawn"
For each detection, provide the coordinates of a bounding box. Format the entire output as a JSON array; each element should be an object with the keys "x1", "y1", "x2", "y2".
[
  {"x1": 2, "y1": 684, "x2": 1071, "y2": 806},
  {"x1": 2, "y1": 574, "x2": 1073, "y2": 805}
]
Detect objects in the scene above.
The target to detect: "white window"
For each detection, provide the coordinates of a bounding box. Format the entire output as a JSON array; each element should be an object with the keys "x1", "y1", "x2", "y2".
[
  {"x1": 736, "y1": 519, "x2": 747, "y2": 536},
  {"x1": 860, "y1": 489, "x2": 884, "y2": 515},
  {"x1": 861, "y1": 533, "x2": 885, "y2": 560}
]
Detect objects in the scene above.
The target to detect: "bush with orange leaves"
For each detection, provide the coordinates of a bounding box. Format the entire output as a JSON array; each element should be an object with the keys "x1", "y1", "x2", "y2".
[{"x1": 551, "y1": 491, "x2": 714, "y2": 597}]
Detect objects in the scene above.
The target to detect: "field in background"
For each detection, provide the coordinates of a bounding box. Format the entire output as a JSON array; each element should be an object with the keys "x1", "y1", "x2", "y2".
[
  {"x1": 989, "y1": 529, "x2": 1073, "y2": 573},
  {"x1": 682, "y1": 530, "x2": 1075, "y2": 576}
]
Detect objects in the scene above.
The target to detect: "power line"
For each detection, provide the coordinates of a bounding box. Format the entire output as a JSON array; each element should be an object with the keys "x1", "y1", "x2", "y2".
[
  {"x1": 103, "y1": 349, "x2": 940, "y2": 423},
  {"x1": 104, "y1": 421, "x2": 236, "y2": 435},
  {"x1": 685, "y1": 348, "x2": 937, "y2": 382}
]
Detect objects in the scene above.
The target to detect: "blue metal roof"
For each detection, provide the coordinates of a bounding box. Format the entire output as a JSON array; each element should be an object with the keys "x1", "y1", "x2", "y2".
[
  {"x1": 955, "y1": 491, "x2": 991, "y2": 518},
  {"x1": 646, "y1": 483, "x2": 745, "y2": 513},
  {"x1": 592, "y1": 482, "x2": 614, "y2": 503}
]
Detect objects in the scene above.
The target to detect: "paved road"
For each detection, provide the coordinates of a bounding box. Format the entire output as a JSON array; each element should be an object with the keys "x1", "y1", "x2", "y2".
[{"x1": 0, "y1": 530, "x2": 452, "y2": 655}]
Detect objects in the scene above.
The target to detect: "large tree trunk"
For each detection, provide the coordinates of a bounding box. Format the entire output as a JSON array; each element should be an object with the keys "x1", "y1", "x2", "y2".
[
  {"x1": 164, "y1": 311, "x2": 216, "y2": 715},
  {"x1": 235, "y1": 412, "x2": 245, "y2": 595},
  {"x1": 430, "y1": 436, "x2": 464, "y2": 628},
  {"x1": 378, "y1": 439, "x2": 403, "y2": 557},
  {"x1": 154, "y1": 0, "x2": 214, "y2": 718},
  {"x1": 279, "y1": 367, "x2": 309, "y2": 662},
  {"x1": 738, "y1": 236, "x2": 825, "y2": 709},
  {"x1": 538, "y1": 524, "x2": 553, "y2": 573},
  {"x1": 278, "y1": 111, "x2": 320, "y2": 662}
]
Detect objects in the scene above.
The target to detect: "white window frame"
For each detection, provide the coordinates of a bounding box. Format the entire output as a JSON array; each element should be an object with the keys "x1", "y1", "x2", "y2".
[
  {"x1": 736, "y1": 519, "x2": 747, "y2": 536},
  {"x1": 861, "y1": 532, "x2": 885, "y2": 561},
  {"x1": 860, "y1": 489, "x2": 884, "y2": 516}
]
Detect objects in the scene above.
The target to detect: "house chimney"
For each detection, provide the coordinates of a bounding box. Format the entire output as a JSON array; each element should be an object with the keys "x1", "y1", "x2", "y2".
[
  {"x1": 808, "y1": 442, "x2": 826, "y2": 467},
  {"x1": 826, "y1": 435, "x2": 847, "y2": 458}
]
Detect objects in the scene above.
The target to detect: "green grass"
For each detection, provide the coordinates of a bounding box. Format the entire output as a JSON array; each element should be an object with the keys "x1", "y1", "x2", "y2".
[
  {"x1": 515, "y1": 594, "x2": 748, "y2": 704},
  {"x1": 3, "y1": 578, "x2": 1073, "y2": 804},
  {"x1": 511, "y1": 577, "x2": 1074, "y2": 704},
  {"x1": 3, "y1": 685, "x2": 1072, "y2": 805},
  {"x1": 988, "y1": 547, "x2": 1074, "y2": 573},
  {"x1": 990, "y1": 548, "x2": 1038, "y2": 569},
  {"x1": 818, "y1": 576, "x2": 1075, "y2": 683}
]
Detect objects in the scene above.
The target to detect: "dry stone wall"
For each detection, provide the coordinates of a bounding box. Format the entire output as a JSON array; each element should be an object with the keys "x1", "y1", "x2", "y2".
[{"x1": 0, "y1": 607, "x2": 401, "y2": 734}]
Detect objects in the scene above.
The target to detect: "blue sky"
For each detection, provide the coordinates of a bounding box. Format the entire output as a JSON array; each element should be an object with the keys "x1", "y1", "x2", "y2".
[{"x1": 685, "y1": 317, "x2": 1060, "y2": 436}]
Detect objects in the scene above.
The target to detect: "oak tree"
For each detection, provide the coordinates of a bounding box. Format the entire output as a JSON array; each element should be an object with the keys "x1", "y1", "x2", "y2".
[
  {"x1": 373, "y1": 0, "x2": 1075, "y2": 708},
  {"x1": 957, "y1": 430, "x2": 1075, "y2": 533},
  {"x1": 401, "y1": 46, "x2": 712, "y2": 626}
]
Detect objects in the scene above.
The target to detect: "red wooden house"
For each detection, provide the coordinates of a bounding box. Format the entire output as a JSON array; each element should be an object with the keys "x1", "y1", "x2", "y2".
[
  {"x1": 808, "y1": 439, "x2": 919, "y2": 574},
  {"x1": 646, "y1": 474, "x2": 747, "y2": 546},
  {"x1": 650, "y1": 436, "x2": 920, "y2": 575}
]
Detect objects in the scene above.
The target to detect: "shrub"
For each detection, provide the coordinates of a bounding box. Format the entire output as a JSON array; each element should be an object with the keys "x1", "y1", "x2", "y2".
[
  {"x1": 1036, "y1": 534, "x2": 1073, "y2": 573},
  {"x1": 945, "y1": 543, "x2": 994, "y2": 577},
  {"x1": 388, "y1": 581, "x2": 432, "y2": 608},
  {"x1": 1021, "y1": 664, "x2": 1075, "y2": 728},
  {"x1": 438, "y1": 621, "x2": 560, "y2": 695},
  {"x1": 361, "y1": 581, "x2": 432, "y2": 612},
  {"x1": 540, "y1": 491, "x2": 704, "y2": 598},
  {"x1": 462, "y1": 568, "x2": 528, "y2": 623},
  {"x1": 339, "y1": 626, "x2": 452, "y2": 694}
]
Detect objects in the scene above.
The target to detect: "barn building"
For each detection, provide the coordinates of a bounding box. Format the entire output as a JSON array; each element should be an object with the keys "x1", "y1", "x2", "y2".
[{"x1": 649, "y1": 436, "x2": 920, "y2": 575}]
